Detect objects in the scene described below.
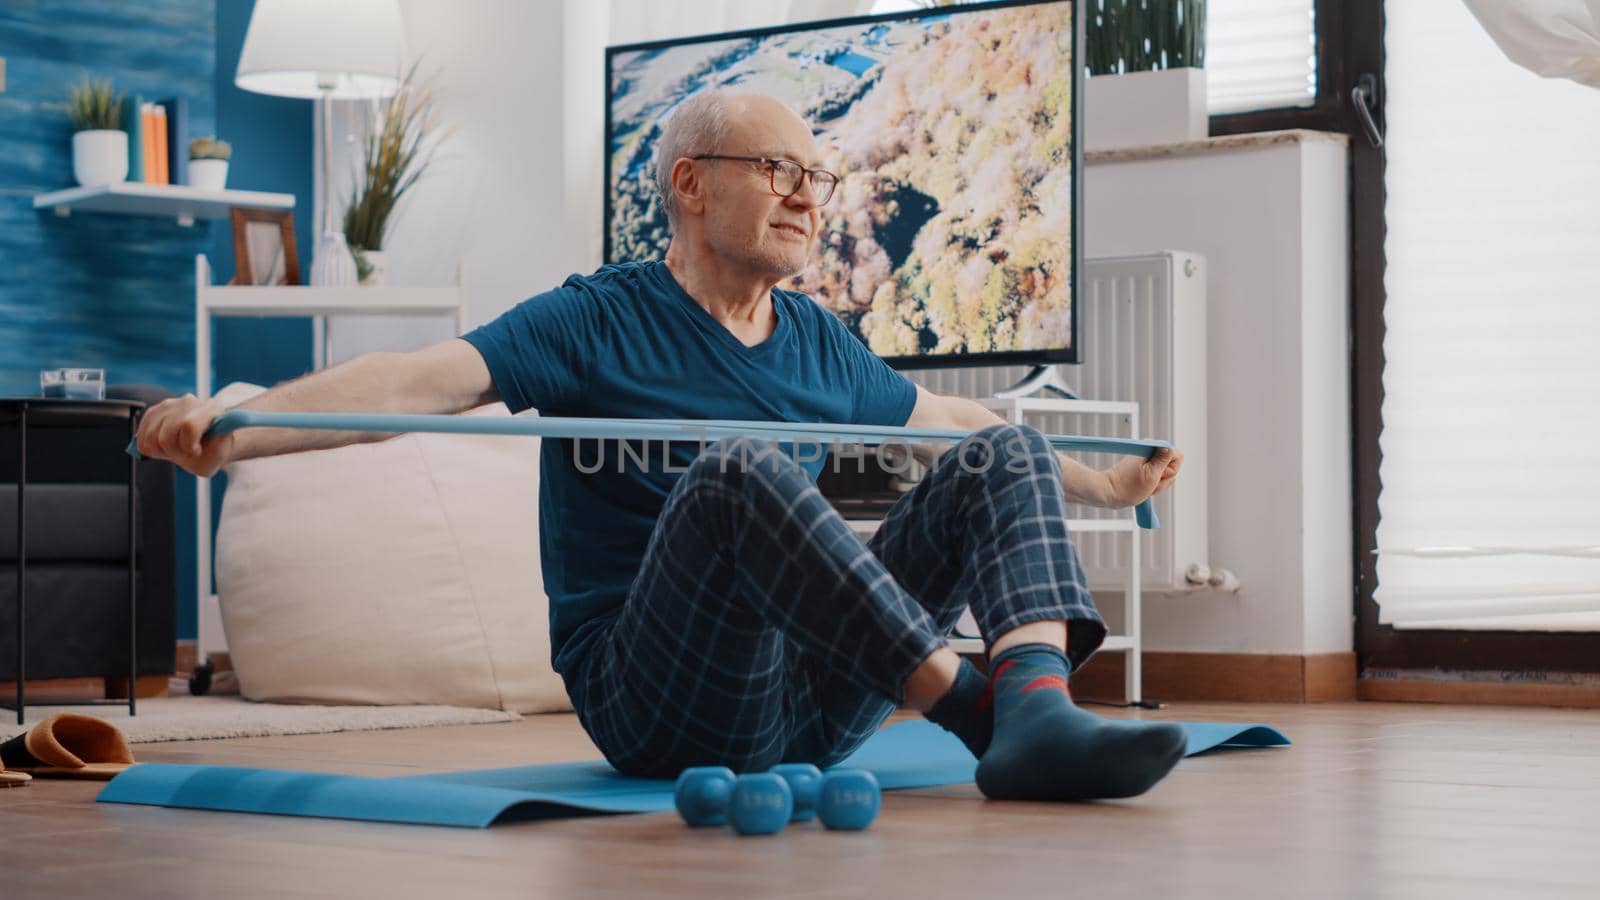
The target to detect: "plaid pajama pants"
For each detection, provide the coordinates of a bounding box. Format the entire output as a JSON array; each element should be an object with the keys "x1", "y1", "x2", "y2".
[{"x1": 567, "y1": 423, "x2": 1107, "y2": 777}]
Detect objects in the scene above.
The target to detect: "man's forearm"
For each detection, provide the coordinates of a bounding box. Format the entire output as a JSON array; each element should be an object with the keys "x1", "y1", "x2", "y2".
[
  {"x1": 916, "y1": 395, "x2": 1114, "y2": 507},
  {"x1": 228, "y1": 351, "x2": 429, "y2": 462},
  {"x1": 1052, "y1": 452, "x2": 1113, "y2": 507}
]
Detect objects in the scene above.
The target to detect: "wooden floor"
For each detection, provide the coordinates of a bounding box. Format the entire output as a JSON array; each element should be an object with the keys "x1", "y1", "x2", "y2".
[{"x1": 2, "y1": 701, "x2": 1598, "y2": 899}]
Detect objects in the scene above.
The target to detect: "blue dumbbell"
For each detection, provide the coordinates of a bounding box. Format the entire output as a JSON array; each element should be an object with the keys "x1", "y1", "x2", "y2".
[
  {"x1": 817, "y1": 769, "x2": 880, "y2": 831},
  {"x1": 769, "y1": 763, "x2": 823, "y2": 822},
  {"x1": 674, "y1": 766, "x2": 736, "y2": 826},
  {"x1": 728, "y1": 773, "x2": 794, "y2": 835},
  {"x1": 675, "y1": 767, "x2": 794, "y2": 835}
]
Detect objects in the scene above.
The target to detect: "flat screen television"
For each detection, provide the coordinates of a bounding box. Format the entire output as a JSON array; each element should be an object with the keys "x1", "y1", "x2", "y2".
[{"x1": 604, "y1": 0, "x2": 1082, "y2": 369}]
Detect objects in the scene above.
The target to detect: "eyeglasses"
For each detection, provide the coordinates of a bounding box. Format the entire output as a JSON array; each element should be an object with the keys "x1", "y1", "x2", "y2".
[{"x1": 691, "y1": 155, "x2": 839, "y2": 205}]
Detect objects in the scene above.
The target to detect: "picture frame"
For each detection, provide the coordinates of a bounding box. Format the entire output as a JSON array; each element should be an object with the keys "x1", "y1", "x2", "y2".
[{"x1": 229, "y1": 207, "x2": 300, "y2": 286}]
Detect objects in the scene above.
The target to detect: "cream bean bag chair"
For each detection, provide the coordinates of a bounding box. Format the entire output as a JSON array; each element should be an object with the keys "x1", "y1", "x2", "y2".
[{"x1": 212, "y1": 383, "x2": 569, "y2": 713}]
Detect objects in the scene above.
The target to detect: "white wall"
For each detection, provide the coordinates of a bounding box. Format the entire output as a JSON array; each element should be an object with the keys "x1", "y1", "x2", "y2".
[
  {"x1": 1085, "y1": 137, "x2": 1353, "y2": 654},
  {"x1": 323, "y1": 0, "x2": 871, "y2": 362},
  {"x1": 323, "y1": 0, "x2": 577, "y2": 362}
]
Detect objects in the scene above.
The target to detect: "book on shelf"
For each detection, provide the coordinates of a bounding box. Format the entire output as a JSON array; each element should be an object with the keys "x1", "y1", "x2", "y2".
[
  {"x1": 140, "y1": 104, "x2": 155, "y2": 183},
  {"x1": 141, "y1": 104, "x2": 153, "y2": 181},
  {"x1": 120, "y1": 94, "x2": 144, "y2": 183},
  {"x1": 143, "y1": 104, "x2": 168, "y2": 184},
  {"x1": 154, "y1": 104, "x2": 169, "y2": 184},
  {"x1": 157, "y1": 97, "x2": 189, "y2": 186},
  {"x1": 106, "y1": 95, "x2": 189, "y2": 188}
]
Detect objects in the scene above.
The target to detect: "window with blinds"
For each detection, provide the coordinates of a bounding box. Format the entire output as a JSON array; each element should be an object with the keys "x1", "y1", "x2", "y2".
[
  {"x1": 1204, "y1": 0, "x2": 1317, "y2": 114},
  {"x1": 1377, "y1": 0, "x2": 1600, "y2": 631}
]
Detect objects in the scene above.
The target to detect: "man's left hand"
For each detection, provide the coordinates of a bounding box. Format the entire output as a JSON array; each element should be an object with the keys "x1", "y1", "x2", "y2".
[{"x1": 1102, "y1": 446, "x2": 1183, "y2": 508}]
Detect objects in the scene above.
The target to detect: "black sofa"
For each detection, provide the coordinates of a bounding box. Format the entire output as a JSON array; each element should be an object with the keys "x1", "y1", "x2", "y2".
[{"x1": 0, "y1": 384, "x2": 177, "y2": 683}]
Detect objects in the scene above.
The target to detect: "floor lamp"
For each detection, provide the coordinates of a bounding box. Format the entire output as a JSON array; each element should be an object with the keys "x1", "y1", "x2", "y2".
[
  {"x1": 235, "y1": 0, "x2": 407, "y2": 289},
  {"x1": 184, "y1": 1, "x2": 408, "y2": 681}
]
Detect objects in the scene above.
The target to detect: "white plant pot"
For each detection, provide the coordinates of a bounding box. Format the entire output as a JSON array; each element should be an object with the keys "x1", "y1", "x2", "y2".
[
  {"x1": 71, "y1": 129, "x2": 128, "y2": 186},
  {"x1": 357, "y1": 249, "x2": 387, "y2": 287},
  {"x1": 189, "y1": 158, "x2": 229, "y2": 191},
  {"x1": 1085, "y1": 68, "x2": 1209, "y2": 152}
]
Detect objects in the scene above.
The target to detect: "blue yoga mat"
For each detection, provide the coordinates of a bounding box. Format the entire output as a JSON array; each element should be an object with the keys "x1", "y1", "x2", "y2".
[{"x1": 97, "y1": 720, "x2": 1287, "y2": 828}]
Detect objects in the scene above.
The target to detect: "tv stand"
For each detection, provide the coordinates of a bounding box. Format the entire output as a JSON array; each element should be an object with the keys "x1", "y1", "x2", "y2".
[{"x1": 994, "y1": 364, "x2": 1078, "y2": 399}]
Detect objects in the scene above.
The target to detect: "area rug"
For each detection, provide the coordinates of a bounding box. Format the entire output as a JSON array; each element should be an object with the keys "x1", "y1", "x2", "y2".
[{"x1": 0, "y1": 695, "x2": 519, "y2": 744}]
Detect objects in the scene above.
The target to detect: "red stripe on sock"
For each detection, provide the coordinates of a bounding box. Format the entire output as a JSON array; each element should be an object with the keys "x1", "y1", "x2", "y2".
[
  {"x1": 975, "y1": 660, "x2": 1014, "y2": 713},
  {"x1": 1020, "y1": 674, "x2": 1070, "y2": 696}
]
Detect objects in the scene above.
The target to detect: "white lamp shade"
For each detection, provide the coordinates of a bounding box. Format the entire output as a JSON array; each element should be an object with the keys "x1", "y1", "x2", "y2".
[{"x1": 236, "y1": 0, "x2": 408, "y2": 99}]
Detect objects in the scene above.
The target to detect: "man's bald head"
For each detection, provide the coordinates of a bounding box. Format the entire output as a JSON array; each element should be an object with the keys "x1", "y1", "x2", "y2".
[
  {"x1": 653, "y1": 91, "x2": 817, "y2": 229},
  {"x1": 654, "y1": 90, "x2": 829, "y2": 284}
]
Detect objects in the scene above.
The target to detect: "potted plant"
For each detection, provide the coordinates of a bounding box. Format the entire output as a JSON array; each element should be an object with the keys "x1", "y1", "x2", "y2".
[
  {"x1": 343, "y1": 66, "x2": 437, "y2": 286},
  {"x1": 1084, "y1": 0, "x2": 1207, "y2": 151},
  {"x1": 68, "y1": 77, "x2": 127, "y2": 186},
  {"x1": 189, "y1": 136, "x2": 232, "y2": 191}
]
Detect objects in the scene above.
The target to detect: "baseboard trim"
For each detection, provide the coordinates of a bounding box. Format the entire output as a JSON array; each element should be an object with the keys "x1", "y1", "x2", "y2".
[
  {"x1": 0, "y1": 674, "x2": 170, "y2": 702},
  {"x1": 1069, "y1": 650, "x2": 1358, "y2": 703},
  {"x1": 0, "y1": 677, "x2": 106, "y2": 704},
  {"x1": 104, "y1": 674, "x2": 171, "y2": 700},
  {"x1": 1358, "y1": 674, "x2": 1600, "y2": 709}
]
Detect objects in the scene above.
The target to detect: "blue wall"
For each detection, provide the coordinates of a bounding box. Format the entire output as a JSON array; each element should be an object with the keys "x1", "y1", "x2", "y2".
[
  {"x1": 0, "y1": 0, "x2": 218, "y2": 393},
  {"x1": 0, "y1": 0, "x2": 314, "y2": 641}
]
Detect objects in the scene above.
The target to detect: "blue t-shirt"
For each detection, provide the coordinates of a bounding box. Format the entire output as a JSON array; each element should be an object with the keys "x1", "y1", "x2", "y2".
[{"x1": 462, "y1": 261, "x2": 917, "y2": 677}]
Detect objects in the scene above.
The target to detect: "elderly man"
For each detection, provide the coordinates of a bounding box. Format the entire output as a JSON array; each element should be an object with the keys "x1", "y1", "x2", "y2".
[{"x1": 139, "y1": 92, "x2": 1187, "y2": 801}]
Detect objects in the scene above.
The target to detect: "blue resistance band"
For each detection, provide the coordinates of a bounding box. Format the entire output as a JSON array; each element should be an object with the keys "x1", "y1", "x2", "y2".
[{"x1": 130, "y1": 410, "x2": 1166, "y2": 528}]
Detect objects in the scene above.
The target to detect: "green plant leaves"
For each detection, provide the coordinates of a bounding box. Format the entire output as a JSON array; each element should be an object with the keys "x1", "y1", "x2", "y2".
[
  {"x1": 1085, "y1": 0, "x2": 1205, "y2": 77},
  {"x1": 344, "y1": 63, "x2": 437, "y2": 253},
  {"x1": 68, "y1": 77, "x2": 123, "y2": 131}
]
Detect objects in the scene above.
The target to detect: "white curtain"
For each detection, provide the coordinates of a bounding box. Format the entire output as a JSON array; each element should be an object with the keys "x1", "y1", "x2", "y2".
[
  {"x1": 1463, "y1": 0, "x2": 1600, "y2": 88},
  {"x1": 1377, "y1": 0, "x2": 1600, "y2": 631},
  {"x1": 1205, "y1": 0, "x2": 1316, "y2": 114}
]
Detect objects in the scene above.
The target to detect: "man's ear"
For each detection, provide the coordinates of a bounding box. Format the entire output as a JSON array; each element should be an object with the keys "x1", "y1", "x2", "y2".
[{"x1": 671, "y1": 157, "x2": 707, "y2": 217}]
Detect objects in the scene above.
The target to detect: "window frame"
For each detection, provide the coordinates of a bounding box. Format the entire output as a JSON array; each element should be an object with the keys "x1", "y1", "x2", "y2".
[
  {"x1": 1207, "y1": 0, "x2": 1344, "y2": 136},
  {"x1": 1238, "y1": 1, "x2": 1600, "y2": 674}
]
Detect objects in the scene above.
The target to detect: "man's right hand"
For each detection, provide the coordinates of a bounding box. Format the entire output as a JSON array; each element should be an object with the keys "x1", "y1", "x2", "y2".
[{"x1": 135, "y1": 393, "x2": 237, "y2": 477}]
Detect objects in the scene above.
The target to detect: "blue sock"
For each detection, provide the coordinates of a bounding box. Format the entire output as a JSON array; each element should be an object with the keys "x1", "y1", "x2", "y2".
[
  {"x1": 923, "y1": 656, "x2": 993, "y2": 758},
  {"x1": 975, "y1": 644, "x2": 1187, "y2": 801}
]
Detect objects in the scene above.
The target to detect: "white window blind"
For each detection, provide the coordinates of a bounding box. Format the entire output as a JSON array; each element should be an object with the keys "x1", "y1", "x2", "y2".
[
  {"x1": 1377, "y1": 0, "x2": 1600, "y2": 631},
  {"x1": 1205, "y1": 0, "x2": 1316, "y2": 114}
]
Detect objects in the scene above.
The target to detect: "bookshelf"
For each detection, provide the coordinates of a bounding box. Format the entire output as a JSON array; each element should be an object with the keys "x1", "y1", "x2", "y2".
[
  {"x1": 32, "y1": 182, "x2": 295, "y2": 227},
  {"x1": 190, "y1": 254, "x2": 468, "y2": 668}
]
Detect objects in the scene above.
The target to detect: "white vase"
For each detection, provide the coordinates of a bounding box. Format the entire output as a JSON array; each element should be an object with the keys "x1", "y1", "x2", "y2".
[
  {"x1": 357, "y1": 249, "x2": 388, "y2": 287},
  {"x1": 309, "y1": 231, "x2": 359, "y2": 286},
  {"x1": 71, "y1": 129, "x2": 128, "y2": 186},
  {"x1": 189, "y1": 158, "x2": 229, "y2": 191},
  {"x1": 1085, "y1": 68, "x2": 1209, "y2": 152}
]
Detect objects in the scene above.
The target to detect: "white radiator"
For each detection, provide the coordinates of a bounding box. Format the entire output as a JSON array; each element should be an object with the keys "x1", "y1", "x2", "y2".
[{"x1": 910, "y1": 252, "x2": 1209, "y2": 591}]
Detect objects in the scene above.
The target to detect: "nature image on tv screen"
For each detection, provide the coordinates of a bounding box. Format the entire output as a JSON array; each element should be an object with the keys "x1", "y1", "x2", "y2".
[{"x1": 606, "y1": 0, "x2": 1075, "y2": 362}]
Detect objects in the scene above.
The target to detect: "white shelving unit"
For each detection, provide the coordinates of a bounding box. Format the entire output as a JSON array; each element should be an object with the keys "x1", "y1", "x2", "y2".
[
  {"x1": 846, "y1": 396, "x2": 1146, "y2": 703},
  {"x1": 191, "y1": 254, "x2": 467, "y2": 661},
  {"x1": 33, "y1": 182, "x2": 296, "y2": 227}
]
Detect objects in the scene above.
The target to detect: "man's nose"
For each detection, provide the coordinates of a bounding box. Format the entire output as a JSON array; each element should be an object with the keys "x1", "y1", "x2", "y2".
[{"x1": 785, "y1": 181, "x2": 820, "y2": 210}]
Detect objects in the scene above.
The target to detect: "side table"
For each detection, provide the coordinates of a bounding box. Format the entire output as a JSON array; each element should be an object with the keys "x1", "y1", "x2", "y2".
[{"x1": 0, "y1": 397, "x2": 145, "y2": 725}]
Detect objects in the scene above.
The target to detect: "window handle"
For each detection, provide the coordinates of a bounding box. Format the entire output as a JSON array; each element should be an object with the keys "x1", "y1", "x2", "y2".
[{"x1": 1352, "y1": 73, "x2": 1384, "y2": 148}]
